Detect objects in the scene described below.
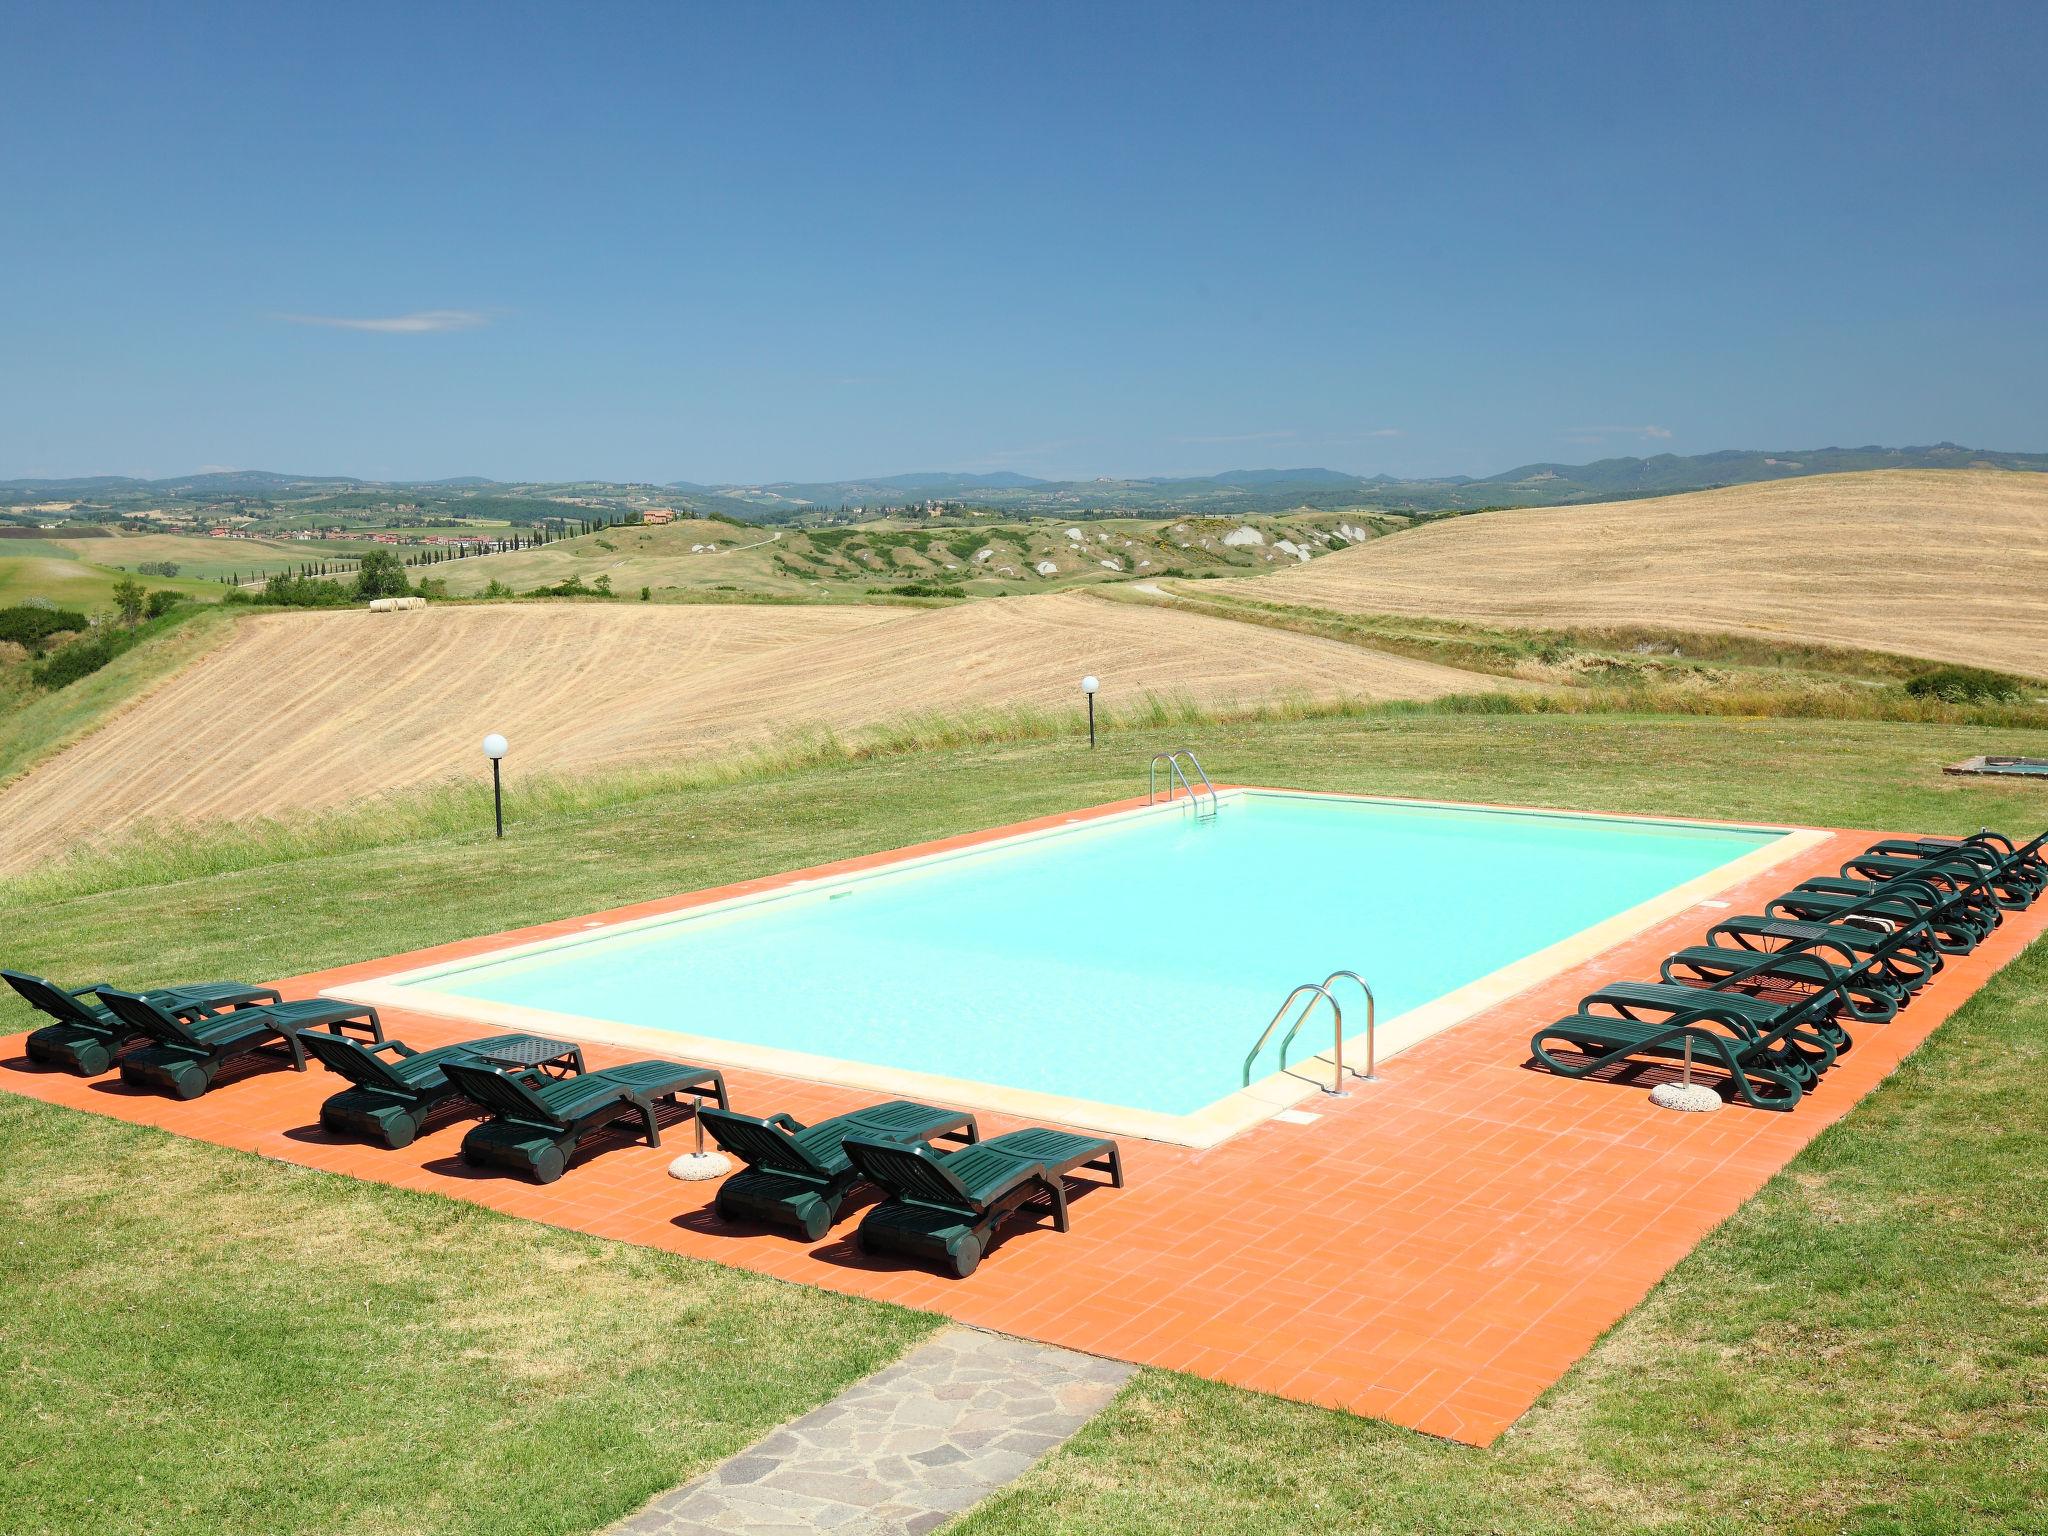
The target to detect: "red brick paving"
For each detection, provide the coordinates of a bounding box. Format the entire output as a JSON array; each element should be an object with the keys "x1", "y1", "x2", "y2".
[{"x1": 4, "y1": 794, "x2": 2041, "y2": 1446}]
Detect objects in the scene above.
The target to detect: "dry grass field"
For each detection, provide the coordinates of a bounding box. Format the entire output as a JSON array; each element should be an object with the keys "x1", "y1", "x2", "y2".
[
  {"x1": 1204, "y1": 470, "x2": 2048, "y2": 677},
  {"x1": 0, "y1": 594, "x2": 1497, "y2": 869}
]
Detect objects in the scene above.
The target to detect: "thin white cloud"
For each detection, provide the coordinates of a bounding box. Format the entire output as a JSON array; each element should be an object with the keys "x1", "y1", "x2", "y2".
[
  {"x1": 1171, "y1": 428, "x2": 1298, "y2": 445},
  {"x1": 1569, "y1": 423, "x2": 1672, "y2": 441},
  {"x1": 278, "y1": 309, "x2": 488, "y2": 334},
  {"x1": 1366, "y1": 427, "x2": 1405, "y2": 438}
]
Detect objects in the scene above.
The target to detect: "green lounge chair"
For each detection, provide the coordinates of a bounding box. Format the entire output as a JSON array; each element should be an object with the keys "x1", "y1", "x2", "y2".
[
  {"x1": 1861, "y1": 829, "x2": 2046, "y2": 902},
  {"x1": 844, "y1": 1128, "x2": 1124, "y2": 1277},
  {"x1": 1696, "y1": 903, "x2": 1942, "y2": 998},
  {"x1": 1817, "y1": 853, "x2": 2004, "y2": 923},
  {"x1": 442, "y1": 1056, "x2": 727, "y2": 1183},
  {"x1": 99, "y1": 988, "x2": 383, "y2": 1100},
  {"x1": 1530, "y1": 977, "x2": 1848, "y2": 1111},
  {"x1": 7, "y1": 969, "x2": 282, "y2": 1077},
  {"x1": 1769, "y1": 872, "x2": 1992, "y2": 954},
  {"x1": 1661, "y1": 926, "x2": 1921, "y2": 1024},
  {"x1": 700, "y1": 1100, "x2": 981, "y2": 1239},
  {"x1": 1845, "y1": 836, "x2": 2044, "y2": 911},
  {"x1": 302, "y1": 1031, "x2": 563, "y2": 1149}
]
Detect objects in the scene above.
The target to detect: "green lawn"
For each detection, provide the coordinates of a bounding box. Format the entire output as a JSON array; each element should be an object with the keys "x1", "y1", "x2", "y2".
[{"x1": 3, "y1": 710, "x2": 2046, "y2": 1535}]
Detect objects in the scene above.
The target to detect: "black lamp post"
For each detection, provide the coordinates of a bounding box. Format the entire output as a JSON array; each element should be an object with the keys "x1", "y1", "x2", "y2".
[
  {"x1": 1081, "y1": 675, "x2": 1099, "y2": 749},
  {"x1": 483, "y1": 733, "x2": 508, "y2": 837}
]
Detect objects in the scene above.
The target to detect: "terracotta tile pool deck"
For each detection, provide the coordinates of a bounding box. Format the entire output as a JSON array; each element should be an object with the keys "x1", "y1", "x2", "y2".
[{"x1": 5, "y1": 795, "x2": 2042, "y2": 1447}]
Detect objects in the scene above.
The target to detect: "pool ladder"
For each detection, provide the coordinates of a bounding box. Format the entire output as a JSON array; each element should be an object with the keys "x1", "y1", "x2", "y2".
[
  {"x1": 1242, "y1": 970, "x2": 1377, "y2": 1095},
  {"x1": 1148, "y1": 748, "x2": 1219, "y2": 820}
]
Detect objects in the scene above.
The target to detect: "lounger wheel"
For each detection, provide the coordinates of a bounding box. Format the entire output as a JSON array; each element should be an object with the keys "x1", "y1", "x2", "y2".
[
  {"x1": 799, "y1": 1203, "x2": 833, "y2": 1242},
  {"x1": 69, "y1": 1041, "x2": 113, "y2": 1077},
  {"x1": 127, "y1": 1058, "x2": 215, "y2": 1100},
  {"x1": 529, "y1": 1144, "x2": 568, "y2": 1185},
  {"x1": 379, "y1": 1117, "x2": 418, "y2": 1151},
  {"x1": 947, "y1": 1234, "x2": 982, "y2": 1279}
]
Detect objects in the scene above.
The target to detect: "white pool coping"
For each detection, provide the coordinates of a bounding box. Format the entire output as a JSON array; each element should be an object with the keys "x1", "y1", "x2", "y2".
[{"x1": 325, "y1": 789, "x2": 1830, "y2": 1148}]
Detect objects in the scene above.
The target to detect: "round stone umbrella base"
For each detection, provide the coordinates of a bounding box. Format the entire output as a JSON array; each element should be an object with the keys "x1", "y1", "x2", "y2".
[
  {"x1": 1649, "y1": 1081, "x2": 1723, "y2": 1113},
  {"x1": 668, "y1": 1151, "x2": 733, "y2": 1181}
]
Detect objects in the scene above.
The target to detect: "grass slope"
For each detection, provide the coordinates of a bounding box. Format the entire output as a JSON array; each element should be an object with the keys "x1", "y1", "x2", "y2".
[
  {"x1": 1204, "y1": 470, "x2": 2048, "y2": 680},
  {"x1": 49, "y1": 530, "x2": 388, "y2": 583},
  {"x1": 0, "y1": 606, "x2": 240, "y2": 793},
  {"x1": 0, "y1": 532, "x2": 360, "y2": 610},
  {"x1": 2, "y1": 712, "x2": 2044, "y2": 1535}
]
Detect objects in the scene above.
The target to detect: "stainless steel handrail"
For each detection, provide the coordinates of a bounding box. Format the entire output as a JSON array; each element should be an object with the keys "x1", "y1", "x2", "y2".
[
  {"x1": 1148, "y1": 748, "x2": 1219, "y2": 816},
  {"x1": 1244, "y1": 969, "x2": 1378, "y2": 1095},
  {"x1": 1242, "y1": 983, "x2": 1341, "y2": 1089},
  {"x1": 1314, "y1": 970, "x2": 1377, "y2": 1082},
  {"x1": 1148, "y1": 751, "x2": 1193, "y2": 806}
]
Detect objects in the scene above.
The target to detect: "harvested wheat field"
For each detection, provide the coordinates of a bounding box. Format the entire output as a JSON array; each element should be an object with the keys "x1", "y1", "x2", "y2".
[
  {"x1": 0, "y1": 593, "x2": 1496, "y2": 870},
  {"x1": 1206, "y1": 470, "x2": 2048, "y2": 676}
]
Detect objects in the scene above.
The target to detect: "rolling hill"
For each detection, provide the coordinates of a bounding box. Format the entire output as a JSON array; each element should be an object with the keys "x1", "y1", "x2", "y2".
[
  {"x1": 10, "y1": 444, "x2": 2042, "y2": 526},
  {"x1": 424, "y1": 510, "x2": 1393, "y2": 600},
  {"x1": 1200, "y1": 470, "x2": 2048, "y2": 678},
  {"x1": 0, "y1": 595, "x2": 1505, "y2": 869}
]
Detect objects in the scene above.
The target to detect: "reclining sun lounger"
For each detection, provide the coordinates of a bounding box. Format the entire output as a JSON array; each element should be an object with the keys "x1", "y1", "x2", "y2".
[
  {"x1": 442, "y1": 1056, "x2": 727, "y2": 1183},
  {"x1": 1692, "y1": 904, "x2": 1941, "y2": 997},
  {"x1": 1661, "y1": 922, "x2": 1926, "y2": 1024},
  {"x1": 1845, "y1": 833, "x2": 2045, "y2": 911},
  {"x1": 700, "y1": 1100, "x2": 981, "y2": 1239},
  {"x1": 1530, "y1": 976, "x2": 1850, "y2": 1111},
  {"x1": 7, "y1": 969, "x2": 282, "y2": 1077},
  {"x1": 302, "y1": 1031, "x2": 566, "y2": 1149},
  {"x1": 1860, "y1": 829, "x2": 2046, "y2": 903},
  {"x1": 844, "y1": 1127, "x2": 1124, "y2": 1277},
  {"x1": 1769, "y1": 871, "x2": 1993, "y2": 954},
  {"x1": 99, "y1": 988, "x2": 383, "y2": 1099}
]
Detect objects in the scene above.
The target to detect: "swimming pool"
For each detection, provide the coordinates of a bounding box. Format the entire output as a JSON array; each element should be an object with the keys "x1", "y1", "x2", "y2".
[{"x1": 332, "y1": 790, "x2": 1819, "y2": 1144}]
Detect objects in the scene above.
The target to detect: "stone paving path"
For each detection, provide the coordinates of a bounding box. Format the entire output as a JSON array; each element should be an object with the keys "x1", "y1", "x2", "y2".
[{"x1": 606, "y1": 1327, "x2": 1134, "y2": 1535}]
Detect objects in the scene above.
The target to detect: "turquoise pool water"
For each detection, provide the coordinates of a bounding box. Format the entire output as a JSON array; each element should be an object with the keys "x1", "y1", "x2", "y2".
[{"x1": 404, "y1": 794, "x2": 1780, "y2": 1117}]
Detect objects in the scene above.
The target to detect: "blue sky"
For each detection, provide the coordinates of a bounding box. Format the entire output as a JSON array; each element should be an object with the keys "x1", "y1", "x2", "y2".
[{"x1": 3, "y1": 1, "x2": 2043, "y2": 483}]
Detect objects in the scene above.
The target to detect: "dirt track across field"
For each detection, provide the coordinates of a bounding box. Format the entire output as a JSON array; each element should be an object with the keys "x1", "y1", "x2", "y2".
[
  {"x1": 1205, "y1": 470, "x2": 2048, "y2": 676},
  {"x1": 0, "y1": 594, "x2": 1498, "y2": 869}
]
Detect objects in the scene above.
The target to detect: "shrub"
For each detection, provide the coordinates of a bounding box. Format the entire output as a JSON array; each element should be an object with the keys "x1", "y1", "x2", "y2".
[
  {"x1": 0, "y1": 604, "x2": 88, "y2": 653},
  {"x1": 525, "y1": 575, "x2": 613, "y2": 598},
  {"x1": 868, "y1": 582, "x2": 966, "y2": 599},
  {"x1": 251, "y1": 575, "x2": 355, "y2": 607},
  {"x1": 352, "y1": 549, "x2": 411, "y2": 599},
  {"x1": 640, "y1": 586, "x2": 651, "y2": 601},
  {"x1": 111, "y1": 576, "x2": 146, "y2": 626},
  {"x1": 143, "y1": 590, "x2": 181, "y2": 619},
  {"x1": 32, "y1": 630, "x2": 125, "y2": 688},
  {"x1": 136, "y1": 560, "x2": 181, "y2": 577},
  {"x1": 1903, "y1": 664, "x2": 2028, "y2": 705}
]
